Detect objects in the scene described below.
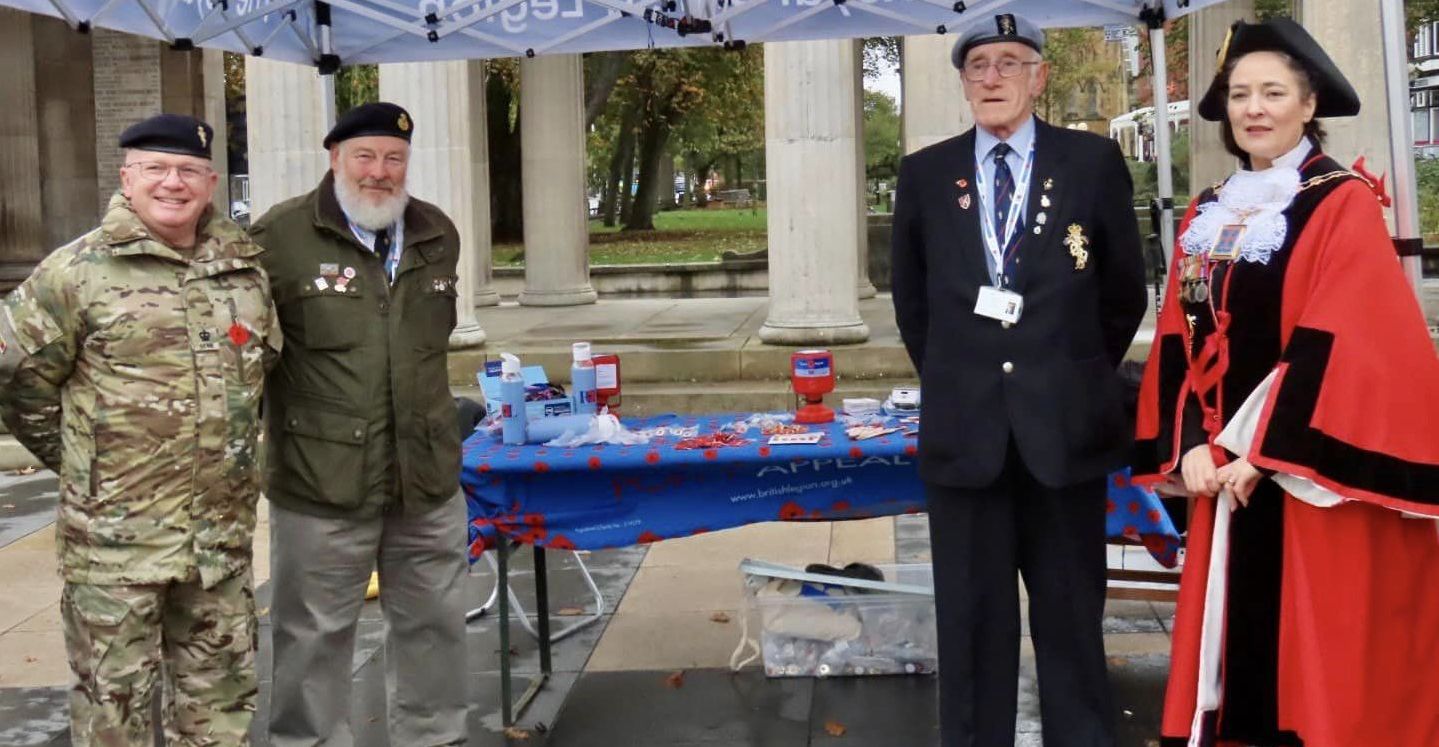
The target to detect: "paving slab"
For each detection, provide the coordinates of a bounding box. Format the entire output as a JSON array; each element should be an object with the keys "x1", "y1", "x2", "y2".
[
  {"x1": 640, "y1": 522, "x2": 833, "y2": 571},
  {"x1": 544, "y1": 669, "x2": 813, "y2": 747},
  {"x1": 0, "y1": 474, "x2": 58, "y2": 550},
  {"x1": 0, "y1": 686, "x2": 68, "y2": 747}
]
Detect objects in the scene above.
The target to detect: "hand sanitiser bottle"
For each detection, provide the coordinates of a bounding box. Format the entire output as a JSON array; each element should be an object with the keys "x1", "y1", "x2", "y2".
[
  {"x1": 571, "y1": 342, "x2": 598, "y2": 415},
  {"x1": 500, "y1": 353, "x2": 527, "y2": 445}
]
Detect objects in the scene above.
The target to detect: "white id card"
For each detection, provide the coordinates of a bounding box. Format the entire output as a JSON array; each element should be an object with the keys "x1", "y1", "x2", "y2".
[{"x1": 974, "y1": 286, "x2": 1024, "y2": 324}]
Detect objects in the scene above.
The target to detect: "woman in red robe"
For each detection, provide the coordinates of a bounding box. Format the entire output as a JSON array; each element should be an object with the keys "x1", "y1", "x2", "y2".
[{"x1": 1133, "y1": 18, "x2": 1439, "y2": 747}]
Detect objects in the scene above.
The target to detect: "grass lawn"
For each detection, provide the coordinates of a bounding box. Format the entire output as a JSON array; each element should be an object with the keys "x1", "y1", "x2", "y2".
[{"x1": 494, "y1": 207, "x2": 767, "y2": 266}]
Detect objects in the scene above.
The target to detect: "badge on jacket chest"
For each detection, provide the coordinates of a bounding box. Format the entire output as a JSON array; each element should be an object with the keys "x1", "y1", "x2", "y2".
[{"x1": 1063, "y1": 224, "x2": 1089, "y2": 271}]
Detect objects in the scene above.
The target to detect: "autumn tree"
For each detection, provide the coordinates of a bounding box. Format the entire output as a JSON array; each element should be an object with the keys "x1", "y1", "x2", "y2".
[
  {"x1": 1040, "y1": 28, "x2": 1117, "y2": 122},
  {"x1": 596, "y1": 46, "x2": 762, "y2": 231}
]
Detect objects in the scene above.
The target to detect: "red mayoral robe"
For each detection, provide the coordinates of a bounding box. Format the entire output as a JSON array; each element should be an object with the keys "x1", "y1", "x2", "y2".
[{"x1": 1133, "y1": 152, "x2": 1439, "y2": 747}]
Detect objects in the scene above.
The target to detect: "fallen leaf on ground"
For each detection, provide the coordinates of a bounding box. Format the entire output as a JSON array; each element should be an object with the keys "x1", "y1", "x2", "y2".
[
  {"x1": 709, "y1": 611, "x2": 731, "y2": 624},
  {"x1": 823, "y1": 720, "x2": 847, "y2": 737},
  {"x1": 23, "y1": 656, "x2": 38, "y2": 663},
  {"x1": 555, "y1": 607, "x2": 585, "y2": 616},
  {"x1": 503, "y1": 726, "x2": 531, "y2": 740},
  {"x1": 664, "y1": 670, "x2": 685, "y2": 689},
  {"x1": 9, "y1": 467, "x2": 36, "y2": 476}
]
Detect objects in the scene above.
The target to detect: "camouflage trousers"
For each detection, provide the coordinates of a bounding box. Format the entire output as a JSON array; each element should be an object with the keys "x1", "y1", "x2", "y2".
[{"x1": 61, "y1": 570, "x2": 257, "y2": 746}]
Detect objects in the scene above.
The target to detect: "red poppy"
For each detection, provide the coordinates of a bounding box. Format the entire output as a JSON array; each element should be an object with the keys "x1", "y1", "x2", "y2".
[
  {"x1": 758, "y1": 447, "x2": 772, "y2": 457},
  {"x1": 478, "y1": 463, "x2": 492, "y2": 473},
  {"x1": 588, "y1": 456, "x2": 603, "y2": 470},
  {"x1": 228, "y1": 322, "x2": 250, "y2": 346},
  {"x1": 904, "y1": 445, "x2": 918, "y2": 456},
  {"x1": 534, "y1": 461, "x2": 550, "y2": 473},
  {"x1": 832, "y1": 500, "x2": 851, "y2": 512},
  {"x1": 703, "y1": 449, "x2": 718, "y2": 460},
  {"x1": 849, "y1": 447, "x2": 864, "y2": 459},
  {"x1": 1148, "y1": 509, "x2": 1163, "y2": 523},
  {"x1": 1106, "y1": 499, "x2": 1117, "y2": 514},
  {"x1": 779, "y1": 502, "x2": 806, "y2": 521},
  {"x1": 645, "y1": 452, "x2": 661, "y2": 464},
  {"x1": 637, "y1": 530, "x2": 664, "y2": 544},
  {"x1": 548, "y1": 535, "x2": 576, "y2": 550},
  {"x1": 523, "y1": 513, "x2": 545, "y2": 527},
  {"x1": 1128, "y1": 501, "x2": 1140, "y2": 514}
]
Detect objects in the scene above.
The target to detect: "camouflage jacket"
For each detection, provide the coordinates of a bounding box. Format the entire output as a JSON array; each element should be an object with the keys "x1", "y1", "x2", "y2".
[{"x1": 0, "y1": 194, "x2": 282, "y2": 589}]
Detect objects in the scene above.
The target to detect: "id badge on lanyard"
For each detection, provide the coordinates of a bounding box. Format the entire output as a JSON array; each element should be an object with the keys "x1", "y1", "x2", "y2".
[{"x1": 973, "y1": 142, "x2": 1035, "y2": 323}]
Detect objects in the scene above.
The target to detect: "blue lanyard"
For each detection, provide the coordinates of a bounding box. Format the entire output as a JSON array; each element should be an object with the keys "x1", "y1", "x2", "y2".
[{"x1": 973, "y1": 142, "x2": 1036, "y2": 288}]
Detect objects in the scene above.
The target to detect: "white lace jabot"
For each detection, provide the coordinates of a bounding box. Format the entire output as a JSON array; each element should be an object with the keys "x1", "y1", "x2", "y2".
[{"x1": 1180, "y1": 138, "x2": 1313, "y2": 265}]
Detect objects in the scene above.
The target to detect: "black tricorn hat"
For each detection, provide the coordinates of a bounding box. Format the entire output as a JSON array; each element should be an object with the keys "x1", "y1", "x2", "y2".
[
  {"x1": 323, "y1": 102, "x2": 415, "y2": 149},
  {"x1": 1196, "y1": 18, "x2": 1360, "y2": 122}
]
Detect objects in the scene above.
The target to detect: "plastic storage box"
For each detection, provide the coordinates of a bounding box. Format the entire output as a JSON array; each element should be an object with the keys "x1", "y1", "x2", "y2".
[{"x1": 739, "y1": 560, "x2": 938, "y2": 678}]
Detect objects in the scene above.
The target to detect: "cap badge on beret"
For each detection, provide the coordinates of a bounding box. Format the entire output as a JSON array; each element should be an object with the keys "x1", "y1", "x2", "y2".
[
  {"x1": 398, "y1": 113, "x2": 411, "y2": 133},
  {"x1": 997, "y1": 14, "x2": 1015, "y2": 36},
  {"x1": 197, "y1": 126, "x2": 208, "y2": 148}
]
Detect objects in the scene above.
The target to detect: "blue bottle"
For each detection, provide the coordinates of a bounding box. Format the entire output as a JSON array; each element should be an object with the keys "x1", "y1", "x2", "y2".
[
  {"x1": 571, "y1": 342, "x2": 598, "y2": 415},
  {"x1": 499, "y1": 353, "x2": 527, "y2": 445}
]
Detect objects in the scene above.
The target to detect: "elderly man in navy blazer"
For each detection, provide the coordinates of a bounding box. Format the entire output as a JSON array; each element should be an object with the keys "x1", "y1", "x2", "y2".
[{"x1": 891, "y1": 13, "x2": 1147, "y2": 747}]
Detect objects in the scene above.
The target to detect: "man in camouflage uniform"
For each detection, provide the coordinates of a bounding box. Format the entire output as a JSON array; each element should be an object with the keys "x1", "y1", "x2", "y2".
[{"x1": 0, "y1": 114, "x2": 281, "y2": 746}]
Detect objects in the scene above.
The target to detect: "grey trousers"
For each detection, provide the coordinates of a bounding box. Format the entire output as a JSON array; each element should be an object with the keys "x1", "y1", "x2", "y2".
[{"x1": 267, "y1": 494, "x2": 470, "y2": 747}]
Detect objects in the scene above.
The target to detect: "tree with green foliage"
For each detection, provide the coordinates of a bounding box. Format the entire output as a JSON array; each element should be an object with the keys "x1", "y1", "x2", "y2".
[
  {"x1": 1040, "y1": 28, "x2": 1116, "y2": 123},
  {"x1": 863, "y1": 90, "x2": 901, "y2": 182},
  {"x1": 599, "y1": 46, "x2": 762, "y2": 231}
]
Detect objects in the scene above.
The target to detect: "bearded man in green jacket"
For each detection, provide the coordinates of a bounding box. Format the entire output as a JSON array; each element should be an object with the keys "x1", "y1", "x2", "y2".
[{"x1": 249, "y1": 102, "x2": 469, "y2": 747}]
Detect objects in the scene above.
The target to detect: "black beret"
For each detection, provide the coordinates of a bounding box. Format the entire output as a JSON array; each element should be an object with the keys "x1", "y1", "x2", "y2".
[
  {"x1": 323, "y1": 102, "x2": 415, "y2": 149},
  {"x1": 1197, "y1": 18, "x2": 1360, "y2": 121},
  {"x1": 952, "y1": 13, "x2": 1045, "y2": 70},
  {"x1": 118, "y1": 114, "x2": 213, "y2": 159}
]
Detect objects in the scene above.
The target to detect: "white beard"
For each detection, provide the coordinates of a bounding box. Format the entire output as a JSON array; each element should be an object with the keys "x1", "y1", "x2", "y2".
[{"x1": 334, "y1": 175, "x2": 409, "y2": 231}]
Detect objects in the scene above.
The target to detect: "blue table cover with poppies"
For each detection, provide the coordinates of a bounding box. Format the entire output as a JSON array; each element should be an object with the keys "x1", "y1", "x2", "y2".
[{"x1": 461, "y1": 413, "x2": 1181, "y2": 567}]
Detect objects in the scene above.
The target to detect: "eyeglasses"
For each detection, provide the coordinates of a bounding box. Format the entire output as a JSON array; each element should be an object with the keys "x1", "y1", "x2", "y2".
[
  {"x1": 962, "y1": 58, "x2": 1041, "y2": 82},
  {"x1": 125, "y1": 162, "x2": 214, "y2": 184}
]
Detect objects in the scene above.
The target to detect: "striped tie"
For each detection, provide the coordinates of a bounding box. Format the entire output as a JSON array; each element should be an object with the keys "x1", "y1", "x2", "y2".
[{"x1": 990, "y1": 142, "x2": 1023, "y2": 283}]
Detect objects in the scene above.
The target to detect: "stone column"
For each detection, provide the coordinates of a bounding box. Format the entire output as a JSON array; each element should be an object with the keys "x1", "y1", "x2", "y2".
[
  {"x1": 201, "y1": 49, "x2": 231, "y2": 216},
  {"x1": 901, "y1": 34, "x2": 974, "y2": 155},
  {"x1": 1189, "y1": 1, "x2": 1254, "y2": 195},
  {"x1": 380, "y1": 60, "x2": 493, "y2": 349},
  {"x1": 1296, "y1": 0, "x2": 1393, "y2": 228},
  {"x1": 519, "y1": 54, "x2": 596, "y2": 306},
  {"x1": 0, "y1": 8, "x2": 44, "y2": 266},
  {"x1": 759, "y1": 39, "x2": 869, "y2": 345},
  {"x1": 245, "y1": 58, "x2": 332, "y2": 219},
  {"x1": 853, "y1": 40, "x2": 877, "y2": 300},
  {"x1": 33, "y1": 14, "x2": 98, "y2": 254}
]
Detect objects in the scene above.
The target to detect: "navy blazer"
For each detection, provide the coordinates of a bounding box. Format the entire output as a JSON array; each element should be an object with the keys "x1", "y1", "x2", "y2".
[{"x1": 890, "y1": 118, "x2": 1147, "y2": 489}]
